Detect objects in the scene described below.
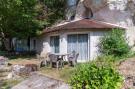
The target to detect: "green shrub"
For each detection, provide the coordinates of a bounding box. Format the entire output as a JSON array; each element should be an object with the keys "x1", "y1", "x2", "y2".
[
  {"x1": 69, "y1": 63, "x2": 123, "y2": 89},
  {"x1": 99, "y1": 29, "x2": 130, "y2": 57},
  {"x1": 96, "y1": 55, "x2": 117, "y2": 62}
]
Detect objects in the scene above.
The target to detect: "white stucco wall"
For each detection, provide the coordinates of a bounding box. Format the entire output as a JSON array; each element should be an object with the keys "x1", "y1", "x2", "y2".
[
  {"x1": 39, "y1": 30, "x2": 107, "y2": 61},
  {"x1": 90, "y1": 31, "x2": 106, "y2": 60}
]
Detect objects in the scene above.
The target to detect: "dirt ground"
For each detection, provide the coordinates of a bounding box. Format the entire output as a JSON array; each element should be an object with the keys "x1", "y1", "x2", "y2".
[
  {"x1": 9, "y1": 58, "x2": 40, "y2": 65},
  {"x1": 119, "y1": 57, "x2": 135, "y2": 89}
]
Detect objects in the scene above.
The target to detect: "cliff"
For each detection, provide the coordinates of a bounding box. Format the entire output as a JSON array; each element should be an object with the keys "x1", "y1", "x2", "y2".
[{"x1": 75, "y1": 0, "x2": 135, "y2": 27}]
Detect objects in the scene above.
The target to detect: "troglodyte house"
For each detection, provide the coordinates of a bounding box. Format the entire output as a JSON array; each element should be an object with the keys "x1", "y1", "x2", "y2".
[{"x1": 36, "y1": 0, "x2": 135, "y2": 62}]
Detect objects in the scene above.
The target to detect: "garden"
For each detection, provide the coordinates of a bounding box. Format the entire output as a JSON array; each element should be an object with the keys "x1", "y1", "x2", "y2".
[{"x1": 0, "y1": 29, "x2": 135, "y2": 89}]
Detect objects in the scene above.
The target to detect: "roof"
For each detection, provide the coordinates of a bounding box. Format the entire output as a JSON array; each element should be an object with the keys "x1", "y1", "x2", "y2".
[{"x1": 43, "y1": 19, "x2": 126, "y2": 33}]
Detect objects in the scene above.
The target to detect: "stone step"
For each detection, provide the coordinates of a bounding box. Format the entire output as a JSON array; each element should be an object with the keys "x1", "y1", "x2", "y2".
[
  {"x1": 0, "y1": 67, "x2": 11, "y2": 72},
  {"x1": 0, "y1": 72, "x2": 10, "y2": 77},
  {"x1": 0, "y1": 77, "x2": 6, "y2": 81}
]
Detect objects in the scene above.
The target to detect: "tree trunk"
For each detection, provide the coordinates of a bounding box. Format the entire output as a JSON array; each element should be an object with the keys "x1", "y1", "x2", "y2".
[
  {"x1": 9, "y1": 38, "x2": 15, "y2": 51},
  {"x1": 27, "y1": 37, "x2": 30, "y2": 51},
  {"x1": 0, "y1": 29, "x2": 9, "y2": 51}
]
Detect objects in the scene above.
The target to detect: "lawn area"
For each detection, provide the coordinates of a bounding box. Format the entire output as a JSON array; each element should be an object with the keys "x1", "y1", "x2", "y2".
[
  {"x1": 5, "y1": 55, "x2": 135, "y2": 89},
  {"x1": 9, "y1": 58, "x2": 40, "y2": 65},
  {"x1": 8, "y1": 57, "x2": 76, "y2": 82},
  {"x1": 39, "y1": 66, "x2": 75, "y2": 82},
  {"x1": 0, "y1": 79, "x2": 25, "y2": 89}
]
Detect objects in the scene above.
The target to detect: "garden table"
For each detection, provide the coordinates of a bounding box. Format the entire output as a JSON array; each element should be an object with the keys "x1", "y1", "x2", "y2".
[{"x1": 54, "y1": 53, "x2": 70, "y2": 68}]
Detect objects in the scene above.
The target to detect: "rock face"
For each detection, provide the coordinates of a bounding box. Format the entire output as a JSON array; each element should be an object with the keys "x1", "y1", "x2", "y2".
[
  {"x1": 11, "y1": 64, "x2": 38, "y2": 77},
  {"x1": 12, "y1": 74, "x2": 70, "y2": 89},
  {"x1": 0, "y1": 56, "x2": 11, "y2": 80},
  {"x1": 74, "y1": 0, "x2": 135, "y2": 49},
  {"x1": 0, "y1": 56, "x2": 8, "y2": 67},
  {"x1": 73, "y1": 0, "x2": 135, "y2": 27},
  {"x1": 93, "y1": 0, "x2": 134, "y2": 27}
]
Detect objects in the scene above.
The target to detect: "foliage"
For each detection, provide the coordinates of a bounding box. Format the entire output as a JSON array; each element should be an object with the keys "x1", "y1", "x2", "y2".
[
  {"x1": 0, "y1": 0, "x2": 41, "y2": 38},
  {"x1": 0, "y1": 0, "x2": 66, "y2": 38},
  {"x1": 69, "y1": 62, "x2": 123, "y2": 89},
  {"x1": 99, "y1": 29, "x2": 130, "y2": 57},
  {"x1": 0, "y1": 0, "x2": 66, "y2": 50},
  {"x1": 1, "y1": 79, "x2": 22, "y2": 89},
  {"x1": 43, "y1": 0, "x2": 66, "y2": 26},
  {"x1": 96, "y1": 55, "x2": 117, "y2": 63}
]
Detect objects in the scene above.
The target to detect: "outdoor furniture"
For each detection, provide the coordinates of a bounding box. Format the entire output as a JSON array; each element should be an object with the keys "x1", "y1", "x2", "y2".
[
  {"x1": 67, "y1": 51, "x2": 79, "y2": 66},
  {"x1": 48, "y1": 54, "x2": 63, "y2": 70},
  {"x1": 37, "y1": 52, "x2": 50, "y2": 67},
  {"x1": 55, "y1": 53, "x2": 68, "y2": 68}
]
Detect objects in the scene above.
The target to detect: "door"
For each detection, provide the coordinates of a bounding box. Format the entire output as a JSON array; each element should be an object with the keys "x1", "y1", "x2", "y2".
[
  {"x1": 67, "y1": 34, "x2": 88, "y2": 61},
  {"x1": 50, "y1": 36, "x2": 60, "y2": 53}
]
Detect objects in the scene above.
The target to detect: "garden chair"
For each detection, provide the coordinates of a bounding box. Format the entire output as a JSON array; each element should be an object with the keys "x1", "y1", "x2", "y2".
[
  {"x1": 67, "y1": 51, "x2": 79, "y2": 67},
  {"x1": 48, "y1": 54, "x2": 62, "y2": 70},
  {"x1": 37, "y1": 52, "x2": 50, "y2": 67}
]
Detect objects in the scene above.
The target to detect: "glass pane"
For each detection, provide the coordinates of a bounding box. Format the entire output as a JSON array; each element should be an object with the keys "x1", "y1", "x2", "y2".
[
  {"x1": 67, "y1": 34, "x2": 77, "y2": 53},
  {"x1": 67, "y1": 34, "x2": 88, "y2": 60},
  {"x1": 78, "y1": 34, "x2": 88, "y2": 60},
  {"x1": 50, "y1": 36, "x2": 59, "y2": 53}
]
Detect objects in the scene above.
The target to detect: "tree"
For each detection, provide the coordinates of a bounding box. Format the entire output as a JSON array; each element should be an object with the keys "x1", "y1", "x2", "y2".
[
  {"x1": 0, "y1": 0, "x2": 66, "y2": 51},
  {"x1": 0, "y1": 0, "x2": 44, "y2": 50},
  {"x1": 43, "y1": 0, "x2": 66, "y2": 26}
]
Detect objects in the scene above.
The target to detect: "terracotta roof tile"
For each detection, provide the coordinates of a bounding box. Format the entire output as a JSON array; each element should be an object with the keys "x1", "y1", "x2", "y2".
[{"x1": 43, "y1": 19, "x2": 126, "y2": 33}]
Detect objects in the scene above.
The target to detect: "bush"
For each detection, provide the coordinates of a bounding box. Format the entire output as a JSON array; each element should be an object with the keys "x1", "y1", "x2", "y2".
[
  {"x1": 99, "y1": 29, "x2": 130, "y2": 57},
  {"x1": 96, "y1": 55, "x2": 117, "y2": 62},
  {"x1": 69, "y1": 62, "x2": 123, "y2": 89}
]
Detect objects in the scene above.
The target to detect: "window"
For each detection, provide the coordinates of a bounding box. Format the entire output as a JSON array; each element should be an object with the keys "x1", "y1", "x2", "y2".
[
  {"x1": 50, "y1": 36, "x2": 60, "y2": 53},
  {"x1": 67, "y1": 34, "x2": 88, "y2": 60}
]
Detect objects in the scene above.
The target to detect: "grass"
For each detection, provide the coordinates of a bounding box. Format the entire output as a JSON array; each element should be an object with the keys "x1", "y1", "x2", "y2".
[
  {"x1": 8, "y1": 56, "x2": 40, "y2": 65},
  {"x1": 6, "y1": 54, "x2": 134, "y2": 87},
  {"x1": 8, "y1": 57, "x2": 76, "y2": 82},
  {"x1": 39, "y1": 65, "x2": 76, "y2": 82},
  {"x1": 0, "y1": 79, "x2": 24, "y2": 89}
]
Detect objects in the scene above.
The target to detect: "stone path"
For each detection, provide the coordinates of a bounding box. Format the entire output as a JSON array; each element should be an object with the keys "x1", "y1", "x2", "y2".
[{"x1": 12, "y1": 73, "x2": 70, "y2": 89}]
